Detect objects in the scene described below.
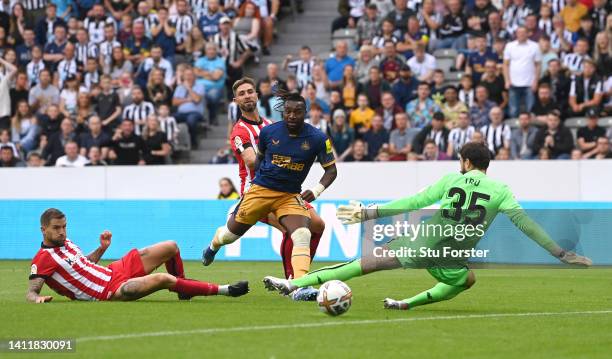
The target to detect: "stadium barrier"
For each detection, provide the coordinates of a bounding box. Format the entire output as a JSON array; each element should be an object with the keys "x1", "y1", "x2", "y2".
[{"x1": 1, "y1": 161, "x2": 611, "y2": 264}]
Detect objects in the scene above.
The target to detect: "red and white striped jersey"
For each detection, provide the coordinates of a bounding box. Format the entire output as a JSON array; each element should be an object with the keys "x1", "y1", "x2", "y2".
[
  {"x1": 230, "y1": 116, "x2": 273, "y2": 194},
  {"x1": 29, "y1": 239, "x2": 113, "y2": 301}
]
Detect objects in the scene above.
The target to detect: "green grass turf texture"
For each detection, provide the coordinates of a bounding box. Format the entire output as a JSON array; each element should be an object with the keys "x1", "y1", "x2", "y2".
[{"x1": 1, "y1": 260, "x2": 611, "y2": 359}]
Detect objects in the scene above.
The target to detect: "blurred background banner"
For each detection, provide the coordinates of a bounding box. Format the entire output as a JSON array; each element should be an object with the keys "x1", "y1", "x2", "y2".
[{"x1": 1, "y1": 199, "x2": 611, "y2": 264}]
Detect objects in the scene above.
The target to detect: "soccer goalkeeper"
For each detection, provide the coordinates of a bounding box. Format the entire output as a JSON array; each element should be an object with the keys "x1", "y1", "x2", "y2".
[{"x1": 263, "y1": 142, "x2": 592, "y2": 310}]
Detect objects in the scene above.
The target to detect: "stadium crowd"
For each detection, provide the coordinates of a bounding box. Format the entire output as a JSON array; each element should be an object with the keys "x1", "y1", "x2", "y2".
[
  {"x1": 0, "y1": 0, "x2": 611, "y2": 168},
  {"x1": 224, "y1": 0, "x2": 612, "y2": 162},
  {"x1": 0, "y1": 0, "x2": 303, "y2": 167}
]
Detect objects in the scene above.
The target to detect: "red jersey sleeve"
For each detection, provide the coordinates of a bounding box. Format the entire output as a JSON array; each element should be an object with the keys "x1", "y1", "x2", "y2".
[
  {"x1": 30, "y1": 250, "x2": 59, "y2": 280},
  {"x1": 230, "y1": 125, "x2": 254, "y2": 155}
]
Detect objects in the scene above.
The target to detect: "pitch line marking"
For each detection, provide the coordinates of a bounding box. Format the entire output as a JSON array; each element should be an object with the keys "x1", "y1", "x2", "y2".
[{"x1": 77, "y1": 309, "x2": 612, "y2": 343}]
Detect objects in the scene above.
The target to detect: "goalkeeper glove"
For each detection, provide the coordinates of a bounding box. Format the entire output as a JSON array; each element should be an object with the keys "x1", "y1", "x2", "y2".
[
  {"x1": 559, "y1": 251, "x2": 592, "y2": 267},
  {"x1": 336, "y1": 200, "x2": 379, "y2": 224}
]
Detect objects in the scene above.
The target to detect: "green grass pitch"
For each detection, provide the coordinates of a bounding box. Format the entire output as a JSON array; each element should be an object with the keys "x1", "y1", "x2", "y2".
[{"x1": 1, "y1": 260, "x2": 611, "y2": 358}]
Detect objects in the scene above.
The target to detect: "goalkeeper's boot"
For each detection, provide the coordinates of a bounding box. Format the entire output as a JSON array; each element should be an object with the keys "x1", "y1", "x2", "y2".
[
  {"x1": 263, "y1": 276, "x2": 296, "y2": 295},
  {"x1": 228, "y1": 281, "x2": 250, "y2": 297},
  {"x1": 291, "y1": 286, "x2": 319, "y2": 301},
  {"x1": 383, "y1": 298, "x2": 409, "y2": 310}
]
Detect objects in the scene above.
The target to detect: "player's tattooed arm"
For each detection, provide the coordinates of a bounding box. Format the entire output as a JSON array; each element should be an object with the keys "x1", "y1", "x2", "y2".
[{"x1": 26, "y1": 278, "x2": 52, "y2": 303}]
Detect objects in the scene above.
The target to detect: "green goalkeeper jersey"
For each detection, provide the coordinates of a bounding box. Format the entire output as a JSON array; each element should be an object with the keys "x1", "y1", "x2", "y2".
[{"x1": 379, "y1": 170, "x2": 561, "y2": 267}]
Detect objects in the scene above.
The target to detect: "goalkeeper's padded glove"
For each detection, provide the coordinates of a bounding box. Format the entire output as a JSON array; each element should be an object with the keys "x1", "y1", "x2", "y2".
[
  {"x1": 336, "y1": 200, "x2": 379, "y2": 224},
  {"x1": 559, "y1": 251, "x2": 592, "y2": 267}
]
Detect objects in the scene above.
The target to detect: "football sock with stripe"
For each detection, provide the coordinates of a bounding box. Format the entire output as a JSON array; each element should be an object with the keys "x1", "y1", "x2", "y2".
[
  {"x1": 401, "y1": 282, "x2": 467, "y2": 309},
  {"x1": 291, "y1": 259, "x2": 363, "y2": 287}
]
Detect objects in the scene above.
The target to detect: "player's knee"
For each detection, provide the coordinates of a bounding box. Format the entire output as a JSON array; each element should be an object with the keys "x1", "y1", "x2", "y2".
[
  {"x1": 291, "y1": 227, "x2": 311, "y2": 248},
  {"x1": 166, "y1": 240, "x2": 179, "y2": 254},
  {"x1": 156, "y1": 273, "x2": 176, "y2": 285}
]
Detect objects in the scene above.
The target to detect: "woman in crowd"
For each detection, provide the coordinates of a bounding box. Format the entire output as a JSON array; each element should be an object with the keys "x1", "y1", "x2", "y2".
[
  {"x1": 218, "y1": 177, "x2": 239, "y2": 199},
  {"x1": 11, "y1": 100, "x2": 39, "y2": 154}
]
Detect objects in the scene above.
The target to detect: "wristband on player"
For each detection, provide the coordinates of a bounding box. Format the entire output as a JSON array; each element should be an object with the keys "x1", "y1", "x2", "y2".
[
  {"x1": 363, "y1": 204, "x2": 380, "y2": 221},
  {"x1": 309, "y1": 183, "x2": 326, "y2": 199}
]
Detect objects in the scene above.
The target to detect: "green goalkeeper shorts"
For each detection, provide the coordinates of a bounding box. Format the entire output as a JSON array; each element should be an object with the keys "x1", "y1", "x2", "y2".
[{"x1": 386, "y1": 237, "x2": 470, "y2": 287}]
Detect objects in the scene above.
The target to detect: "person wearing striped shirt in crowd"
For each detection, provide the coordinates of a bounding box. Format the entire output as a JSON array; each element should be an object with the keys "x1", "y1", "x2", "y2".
[
  {"x1": 480, "y1": 106, "x2": 511, "y2": 157},
  {"x1": 171, "y1": 0, "x2": 195, "y2": 62},
  {"x1": 157, "y1": 104, "x2": 179, "y2": 148},
  {"x1": 134, "y1": 0, "x2": 159, "y2": 38},
  {"x1": 27, "y1": 208, "x2": 249, "y2": 303},
  {"x1": 213, "y1": 17, "x2": 251, "y2": 98},
  {"x1": 283, "y1": 46, "x2": 315, "y2": 91},
  {"x1": 74, "y1": 29, "x2": 98, "y2": 72},
  {"x1": 122, "y1": 86, "x2": 155, "y2": 136},
  {"x1": 446, "y1": 111, "x2": 475, "y2": 159},
  {"x1": 98, "y1": 24, "x2": 121, "y2": 69},
  {"x1": 23, "y1": 0, "x2": 48, "y2": 32},
  {"x1": 83, "y1": 4, "x2": 116, "y2": 45},
  {"x1": 562, "y1": 38, "x2": 590, "y2": 76},
  {"x1": 568, "y1": 59, "x2": 604, "y2": 117}
]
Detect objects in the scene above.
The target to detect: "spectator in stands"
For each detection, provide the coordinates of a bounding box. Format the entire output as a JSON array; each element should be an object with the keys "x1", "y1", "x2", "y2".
[
  {"x1": 479, "y1": 59, "x2": 508, "y2": 111},
  {"x1": 466, "y1": 0, "x2": 497, "y2": 34},
  {"x1": 420, "y1": 139, "x2": 450, "y2": 161},
  {"x1": 576, "y1": 16, "x2": 597, "y2": 55},
  {"x1": 218, "y1": 177, "x2": 239, "y2": 199},
  {"x1": 194, "y1": 42, "x2": 226, "y2": 125},
  {"x1": 142, "y1": 115, "x2": 171, "y2": 165},
  {"x1": 569, "y1": 59, "x2": 604, "y2": 117},
  {"x1": 511, "y1": 112, "x2": 538, "y2": 159},
  {"x1": 28, "y1": 69, "x2": 59, "y2": 115},
  {"x1": 38, "y1": 104, "x2": 64, "y2": 144},
  {"x1": 260, "y1": 62, "x2": 287, "y2": 90},
  {"x1": 430, "y1": 70, "x2": 446, "y2": 101},
  {"x1": 396, "y1": 16, "x2": 427, "y2": 59},
  {"x1": 533, "y1": 111, "x2": 574, "y2": 159},
  {"x1": 392, "y1": 64, "x2": 417, "y2": 109},
  {"x1": 562, "y1": 38, "x2": 590, "y2": 76},
  {"x1": 350, "y1": 94, "x2": 375, "y2": 136},
  {"x1": 26, "y1": 152, "x2": 44, "y2": 167},
  {"x1": 185, "y1": 26, "x2": 206, "y2": 61},
  {"x1": 305, "y1": 103, "x2": 328, "y2": 134},
  {"x1": 571, "y1": 149, "x2": 583, "y2": 160},
  {"x1": 593, "y1": 32, "x2": 611, "y2": 78},
  {"x1": 539, "y1": 59, "x2": 571, "y2": 116},
  {"x1": 85, "y1": 147, "x2": 107, "y2": 166},
  {"x1": 446, "y1": 111, "x2": 475, "y2": 159},
  {"x1": 283, "y1": 46, "x2": 315, "y2": 91},
  {"x1": 560, "y1": 0, "x2": 588, "y2": 33},
  {"x1": 0, "y1": 144, "x2": 25, "y2": 167},
  {"x1": 357, "y1": 3, "x2": 380, "y2": 45},
  {"x1": 122, "y1": 86, "x2": 155, "y2": 136},
  {"x1": 58, "y1": 74, "x2": 78, "y2": 119},
  {"x1": 144, "y1": 68, "x2": 172, "y2": 110},
  {"x1": 389, "y1": 112, "x2": 418, "y2": 160},
  {"x1": 480, "y1": 106, "x2": 511, "y2": 156},
  {"x1": 531, "y1": 83, "x2": 560, "y2": 125},
  {"x1": 486, "y1": 12, "x2": 511, "y2": 47},
  {"x1": 172, "y1": 66, "x2": 205, "y2": 148},
  {"x1": 79, "y1": 116, "x2": 111, "y2": 160},
  {"x1": 332, "y1": 0, "x2": 366, "y2": 33},
  {"x1": 109, "y1": 119, "x2": 145, "y2": 165},
  {"x1": 439, "y1": 86, "x2": 468, "y2": 129},
  {"x1": 538, "y1": 36, "x2": 558, "y2": 78},
  {"x1": 466, "y1": 33, "x2": 497, "y2": 84},
  {"x1": 151, "y1": 7, "x2": 176, "y2": 63},
  {"x1": 469, "y1": 86, "x2": 496, "y2": 129},
  {"x1": 42, "y1": 118, "x2": 76, "y2": 166},
  {"x1": 55, "y1": 140, "x2": 89, "y2": 167},
  {"x1": 406, "y1": 42, "x2": 436, "y2": 82},
  {"x1": 551, "y1": 15, "x2": 573, "y2": 54},
  {"x1": 412, "y1": 111, "x2": 449, "y2": 154},
  {"x1": 10, "y1": 72, "x2": 29, "y2": 120},
  {"x1": 577, "y1": 108, "x2": 606, "y2": 156},
  {"x1": 495, "y1": 147, "x2": 511, "y2": 160},
  {"x1": 385, "y1": 0, "x2": 414, "y2": 34},
  {"x1": 11, "y1": 100, "x2": 38, "y2": 154},
  {"x1": 458, "y1": 74, "x2": 475, "y2": 108},
  {"x1": 405, "y1": 82, "x2": 440, "y2": 128},
  {"x1": 363, "y1": 114, "x2": 389, "y2": 158},
  {"x1": 344, "y1": 138, "x2": 372, "y2": 162},
  {"x1": 0, "y1": 129, "x2": 18, "y2": 157},
  {"x1": 213, "y1": 16, "x2": 251, "y2": 97},
  {"x1": 304, "y1": 82, "x2": 330, "y2": 116},
  {"x1": 359, "y1": 66, "x2": 390, "y2": 110},
  {"x1": 35, "y1": 4, "x2": 66, "y2": 46},
  {"x1": 257, "y1": 79, "x2": 282, "y2": 122},
  {"x1": 338, "y1": 65, "x2": 357, "y2": 109},
  {"x1": 525, "y1": 14, "x2": 544, "y2": 42},
  {"x1": 233, "y1": 1, "x2": 262, "y2": 59},
  {"x1": 378, "y1": 41, "x2": 404, "y2": 83},
  {"x1": 198, "y1": 0, "x2": 226, "y2": 41},
  {"x1": 124, "y1": 21, "x2": 151, "y2": 67},
  {"x1": 325, "y1": 40, "x2": 356, "y2": 87},
  {"x1": 141, "y1": 44, "x2": 173, "y2": 88},
  {"x1": 436, "y1": 0, "x2": 466, "y2": 50},
  {"x1": 372, "y1": 19, "x2": 399, "y2": 53},
  {"x1": 585, "y1": 137, "x2": 612, "y2": 159},
  {"x1": 377, "y1": 91, "x2": 403, "y2": 131},
  {"x1": 503, "y1": 0, "x2": 533, "y2": 36},
  {"x1": 503, "y1": 26, "x2": 541, "y2": 118},
  {"x1": 106, "y1": 47, "x2": 134, "y2": 86},
  {"x1": 329, "y1": 109, "x2": 355, "y2": 161},
  {"x1": 354, "y1": 45, "x2": 378, "y2": 85},
  {"x1": 311, "y1": 63, "x2": 330, "y2": 102}
]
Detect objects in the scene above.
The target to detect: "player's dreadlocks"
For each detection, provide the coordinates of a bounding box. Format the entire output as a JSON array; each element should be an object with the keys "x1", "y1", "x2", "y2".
[{"x1": 273, "y1": 87, "x2": 306, "y2": 113}]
